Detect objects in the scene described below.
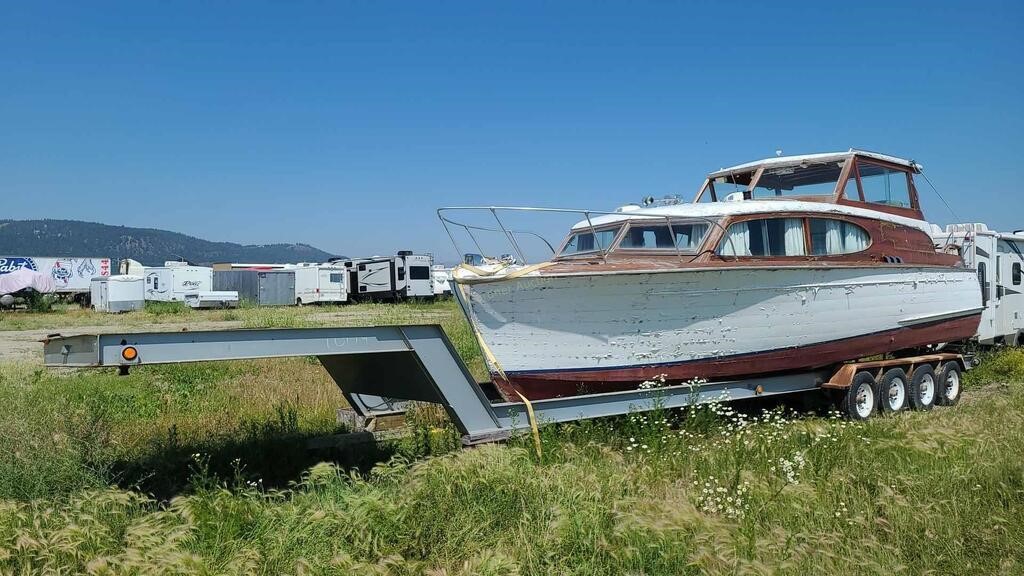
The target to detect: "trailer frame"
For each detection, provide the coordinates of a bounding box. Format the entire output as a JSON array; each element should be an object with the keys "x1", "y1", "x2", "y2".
[{"x1": 42, "y1": 326, "x2": 968, "y2": 444}]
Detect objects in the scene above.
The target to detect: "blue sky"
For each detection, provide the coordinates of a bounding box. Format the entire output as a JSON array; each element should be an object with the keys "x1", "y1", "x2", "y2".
[{"x1": 2, "y1": 1, "x2": 1022, "y2": 262}]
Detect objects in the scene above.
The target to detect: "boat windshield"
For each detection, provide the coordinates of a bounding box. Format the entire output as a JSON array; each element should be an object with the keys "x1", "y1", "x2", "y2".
[
  {"x1": 559, "y1": 226, "x2": 621, "y2": 256},
  {"x1": 749, "y1": 161, "x2": 844, "y2": 198}
]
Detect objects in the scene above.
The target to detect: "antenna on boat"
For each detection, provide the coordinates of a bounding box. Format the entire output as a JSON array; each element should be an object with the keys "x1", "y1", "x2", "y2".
[
  {"x1": 775, "y1": 149, "x2": 783, "y2": 157},
  {"x1": 914, "y1": 161, "x2": 962, "y2": 223}
]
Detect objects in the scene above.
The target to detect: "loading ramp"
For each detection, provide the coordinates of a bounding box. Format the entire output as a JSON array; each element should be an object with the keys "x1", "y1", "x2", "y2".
[{"x1": 43, "y1": 325, "x2": 829, "y2": 444}]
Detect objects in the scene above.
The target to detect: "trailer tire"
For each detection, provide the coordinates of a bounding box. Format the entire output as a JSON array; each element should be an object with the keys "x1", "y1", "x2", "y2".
[
  {"x1": 878, "y1": 368, "x2": 909, "y2": 414},
  {"x1": 908, "y1": 365, "x2": 936, "y2": 411},
  {"x1": 937, "y1": 363, "x2": 962, "y2": 407},
  {"x1": 840, "y1": 371, "x2": 877, "y2": 420}
]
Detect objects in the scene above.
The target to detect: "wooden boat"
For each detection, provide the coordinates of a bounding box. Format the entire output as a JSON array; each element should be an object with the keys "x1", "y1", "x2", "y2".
[{"x1": 443, "y1": 150, "x2": 983, "y2": 401}]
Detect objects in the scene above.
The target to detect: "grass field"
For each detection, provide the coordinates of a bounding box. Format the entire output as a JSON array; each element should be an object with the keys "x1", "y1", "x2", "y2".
[{"x1": 0, "y1": 302, "x2": 1022, "y2": 574}]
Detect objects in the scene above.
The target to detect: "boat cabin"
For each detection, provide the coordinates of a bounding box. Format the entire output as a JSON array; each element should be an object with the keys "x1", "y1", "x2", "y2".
[
  {"x1": 551, "y1": 150, "x2": 957, "y2": 269},
  {"x1": 695, "y1": 149, "x2": 924, "y2": 220}
]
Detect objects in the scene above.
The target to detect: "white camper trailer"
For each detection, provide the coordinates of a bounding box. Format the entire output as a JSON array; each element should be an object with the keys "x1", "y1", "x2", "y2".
[
  {"x1": 339, "y1": 252, "x2": 434, "y2": 301},
  {"x1": 144, "y1": 262, "x2": 214, "y2": 302},
  {"x1": 431, "y1": 265, "x2": 453, "y2": 297},
  {"x1": 935, "y1": 223, "x2": 1024, "y2": 345},
  {"x1": 90, "y1": 275, "x2": 145, "y2": 313},
  {"x1": 293, "y1": 264, "x2": 347, "y2": 305}
]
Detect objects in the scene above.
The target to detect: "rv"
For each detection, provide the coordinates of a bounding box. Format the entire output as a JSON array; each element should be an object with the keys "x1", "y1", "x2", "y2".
[
  {"x1": 336, "y1": 252, "x2": 434, "y2": 301},
  {"x1": 935, "y1": 223, "x2": 1024, "y2": 345},
  {"x1": 432, "y1": 265, "x2": 453, "y2": 297},
  {"x1": 143, "y1": 262, "x2": 214, "y2": 302},
  {"x1": 293, "y1": 264, "x2": 347, "y2": 305}
]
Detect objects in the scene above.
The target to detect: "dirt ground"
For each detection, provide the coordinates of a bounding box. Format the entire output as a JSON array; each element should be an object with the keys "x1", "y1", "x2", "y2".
[{"x1": 0, "y1": 320, "x2": 245, "y2": 364}]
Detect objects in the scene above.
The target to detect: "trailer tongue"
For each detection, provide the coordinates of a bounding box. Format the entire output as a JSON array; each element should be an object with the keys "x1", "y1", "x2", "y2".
[{"x1": 42, "y1": 326, "x2": 968, "y2": 444}]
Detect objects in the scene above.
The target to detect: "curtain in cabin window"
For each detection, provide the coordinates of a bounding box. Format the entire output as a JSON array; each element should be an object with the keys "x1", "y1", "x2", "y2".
[
  {"x1": 824, "y1": 220, "x2": 844, "y2": 254},
  {"x1": 844, "y1": 223, "x2": 869, "y2": 252},
  {"x1": 721, "y1": 222, "x2": 751, "y2": 256},
  {"x1": 783, "y1": 219, "x2": 806, "y2": 256}
]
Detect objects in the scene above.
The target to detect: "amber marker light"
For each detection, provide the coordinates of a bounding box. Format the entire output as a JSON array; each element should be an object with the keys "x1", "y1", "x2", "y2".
[{"x1": 121, "y1": 346, "x2": 139, "y2": 362}]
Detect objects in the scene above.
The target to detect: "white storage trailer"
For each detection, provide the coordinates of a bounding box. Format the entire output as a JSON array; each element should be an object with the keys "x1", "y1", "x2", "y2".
[
  {"x1": 90, "y1": 275, "x2": 145, "y2": 313},
  {"x1": 143, "y1": 262, "x2": 214, "y2": 302},
  {"x1": 934, "y1": 223, "x2": 1024, "y2": 345}
]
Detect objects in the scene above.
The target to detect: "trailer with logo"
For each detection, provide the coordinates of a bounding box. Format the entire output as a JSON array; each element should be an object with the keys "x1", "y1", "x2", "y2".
[
  {"x1": 335, "y1": 252, "x2": 434, "y2": 301},
  {"x1": 143, "y1": 262, "x2": 215, "y2": 302},
  {"x1": 0, "y1": 256, "x2": 111, "y2": 302}
]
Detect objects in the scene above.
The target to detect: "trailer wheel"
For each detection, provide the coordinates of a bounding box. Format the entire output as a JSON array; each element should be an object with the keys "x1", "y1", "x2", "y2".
[
  {"x1": 908, "y1": 365, "x2": 936, "y2": 411},
  {"x1": 936, "y1": 363, "x2": 962, "y2": 407},
  {"x1": 878, "y1": 368, "x2": 908, "y2": 414},
  {"x1": 840, "y1": 371, "x2": 877, "y2": 420}
]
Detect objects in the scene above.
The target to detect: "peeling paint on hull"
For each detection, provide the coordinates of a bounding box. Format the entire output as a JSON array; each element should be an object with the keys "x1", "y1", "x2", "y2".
[{"x1": 455, "y1": 266, "x2": 982, "y2": 401}]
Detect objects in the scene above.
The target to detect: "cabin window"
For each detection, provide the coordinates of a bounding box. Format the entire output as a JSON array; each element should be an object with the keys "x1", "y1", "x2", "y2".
[
  {"x1": 329, "y1": 273, "x2": 343, "y2": 283},
  {"x1": 720, "y1": 218, "x2": 806, "y2": 257},
  {"x1": 859, "y1": 163, "x2": 912, "y2": 208},
  {"x1": 617, "y1": 222, "x2": 710, "y2": 251},
  {"x1": 750, "y1": 162, "x2": 844, "y2": 199},
  {"x1": 1014, "y1": 263, "x2": 1021, "y2": 286},
  {"x1": 560, "y1": 227, "x2": 620, "y2": 255},
  {"x1": 808, "y1": 219, "x2": 871, "y2": 255},
  {"x1": 409, "y1": 266, "x2": 430, "y2": 280}
]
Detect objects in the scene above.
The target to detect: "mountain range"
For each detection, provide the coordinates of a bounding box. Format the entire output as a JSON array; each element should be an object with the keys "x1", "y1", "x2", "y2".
[{"x1": 0, "y1": 219, "x2": 336, "y2": 266}]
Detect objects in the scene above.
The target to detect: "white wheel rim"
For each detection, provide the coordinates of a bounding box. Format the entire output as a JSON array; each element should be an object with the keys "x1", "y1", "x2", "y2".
[
  {"x1": 855, "y1": 383, "x2": 874, "y2": 418},
  {"x1": 887, "y1": 378, "x2": 906, "y2": 410},
  {"x1": 919, "y1": 374, "x2": 935, "y2": 405},
  {"x1": 945, "y1": 370, "x2": 960, "y2": 400}
]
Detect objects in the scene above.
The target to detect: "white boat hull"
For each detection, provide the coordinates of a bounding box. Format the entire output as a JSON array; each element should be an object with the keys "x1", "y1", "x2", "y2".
[{"x1": 455, "y1": 265, "x2": 982, "y2": 400}]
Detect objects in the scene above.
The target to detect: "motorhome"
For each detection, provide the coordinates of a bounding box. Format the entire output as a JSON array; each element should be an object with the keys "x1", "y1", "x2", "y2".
[
  {"x1": 292, "y1": 264, "x2": 347, "y2": 305},
  {"x1": 143, "y1": 262, "x2": 214, "y2": 302},
  {"x1": 934, "y1": 223, "x2": 1024, "y2": 345},
  {"x1": 432, "y1": 265, "x2": 453, "y2": 297}
]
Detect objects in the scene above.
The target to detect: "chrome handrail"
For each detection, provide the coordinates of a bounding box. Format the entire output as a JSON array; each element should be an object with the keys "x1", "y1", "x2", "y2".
[{"x1": 437, "y1": 206, "x2": 737, "y2": 264}]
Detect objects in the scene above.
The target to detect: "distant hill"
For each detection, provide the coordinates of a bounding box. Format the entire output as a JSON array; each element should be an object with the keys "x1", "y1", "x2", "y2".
[{"x1": 0, "y1": 219, "x2": 336, "y2": 266}]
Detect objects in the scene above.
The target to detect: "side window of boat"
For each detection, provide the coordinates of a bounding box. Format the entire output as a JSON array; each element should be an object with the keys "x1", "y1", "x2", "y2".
[
  {"x1": 719, "y1": 218, "x2": 806, "y2": 257},
  {"x1": 562, "y1": 228, "x2": 619, "y2": 254},
  {"x1": 859, "y1": 163, "x2": 912, "y2": 208},
  {"x1": 808, "y1": 219, "x2": 871, "y2": 255},
  {"x1": 618, "y1": 223, "x2": 710, "y2": 250}
]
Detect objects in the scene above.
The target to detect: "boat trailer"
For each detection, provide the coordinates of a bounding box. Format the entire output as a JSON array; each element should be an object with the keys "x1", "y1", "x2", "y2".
[{"x1": 42, "y1": 325, "x2": 968, "y2": 444}]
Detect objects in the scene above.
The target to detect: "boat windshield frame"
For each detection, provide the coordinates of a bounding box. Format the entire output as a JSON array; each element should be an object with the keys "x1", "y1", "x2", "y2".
[
  {"x1": 693, "y1": 152, "x2": 923, "y2": 220},
  {"x1": 437, "y1": 206, "x2": 730, "y2": 265}
]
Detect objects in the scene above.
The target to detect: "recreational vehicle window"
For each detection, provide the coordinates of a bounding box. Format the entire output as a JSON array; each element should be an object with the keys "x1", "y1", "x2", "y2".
[
  {"x1": 409, "y1": 266, "x2": 430, "y2": 280},
  {"x1": 979, "y1": 262, "x2": 989, "y2": 306},
  {"x1": 330, "y1": 273, "x2": 343, "y2": 283},
  {"x1": 1015, "y1": 263, "x2": 1021, "y2": 286}
]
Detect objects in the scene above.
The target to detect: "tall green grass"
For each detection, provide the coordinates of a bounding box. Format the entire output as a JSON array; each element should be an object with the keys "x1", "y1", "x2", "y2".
[
  {"x1": 0, "y1": 301, "x2": 1021, "y2": 574},
  {"x1": 2, "y1": 378, "x2": 1022, "y2": 574}
]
